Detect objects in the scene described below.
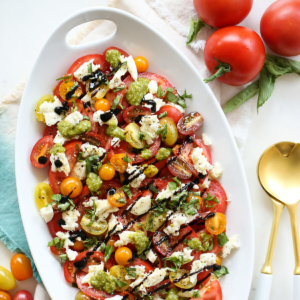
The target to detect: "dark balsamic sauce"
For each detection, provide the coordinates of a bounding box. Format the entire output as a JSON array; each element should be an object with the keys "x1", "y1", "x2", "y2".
[
  {"x1": 167, "y1": 157, "x2": 177, "y2": 165},
  {"x1": 69, "y1": 230, "x2": 88, "y2": 242},
  {"x1": 83, "y1": 101, "x2": 91, "y2": 109},
  {"x1": 134, "y1": 115, "x2": 144, "y2": 124},
  {"x1": 100, "y1": 111, "x2": 114, "y2": 123},
  {"x1": 198, "y1": 173, "x2": 207, "y2": 179},
  {"x1": 65, "y1": 85, "x2": 79, "y2": 100},
  {"x1": 54, "y1": 160, "x2": 63, "y2": 168},
  {"x1": 57, "y1": 219, "x2": 65, "y2": 227},
  {"x1": 141, "y1": 99, "x2": 156, "y2": 113},
  {"x1": 171, "y1": 230, "x2": 192, "y2": 250},
  {"x1": 38, "y1": 156, "x2": 48, "y2": 164}
]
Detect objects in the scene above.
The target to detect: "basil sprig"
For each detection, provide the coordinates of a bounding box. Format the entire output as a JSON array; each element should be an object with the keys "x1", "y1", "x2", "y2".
[{"x1": 186, "y1": 17, "x2": 212, "y2": 45}]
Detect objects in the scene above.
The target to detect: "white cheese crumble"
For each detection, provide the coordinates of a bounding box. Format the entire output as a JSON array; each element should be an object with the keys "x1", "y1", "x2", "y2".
[
  {"x1": 64, "y1": 111, "x2": 83, "y2": 126},
  {"x1": 39, "y1": 205, "x2": 54, "y2": 223},
  {"x1": 209, "y1": 162, "x2": 223, "y2": 180},
  {"x1": 81, "y1": 263, "x2": 104, "y2": 286},
  {"x1": 50, "y1": 152, "x2": 70, "y2": 176},
  {"x1": 126, "y1": 165, "x2": 146, "y2": 188},
  {"x1": 148, "y1": 80, "x2": 158, "y2": 94},
  {"x1": 191, "y1": 147, "x2": 213, "y2": 175},
  {"x1": 153, "y1": 294, "x2": 164, "y2": 300},
  {"x1": 156, "y1": 184, "x2": 184, "y2": 201},
  {"x1": 199, "y1": 176, "x2": 211, "y2": 190},
  {"x1": 70, "y1": 161, "x2": 87, "y2": 181},
  {"x1": 222, "y1": 235, "x2": 240, "y2": 258},
  {"x1": 56, "y1": 231, "x2": 78, "y2": 261},
  {"x1": 166, "y1": 102, "x2": 185, "y2": 113},
  {"x1": 126, "y1": 265, "x2": 146, "y2": 281},
  {"x1": 109, "y1": 296, "x2": 124, "y2": 300},
  {"x1": 163, "y1": 212, "x2": 188, "y2": 236},
  {"x1": 54, "y1": 131, "x2": 68, "y2": 145},
  {"x1": 39, "y1": 96, "x2": 64, "y2": 126},
  {"x1": 193, "y1": 184, "x2": 200, "y2": 190},
  {"x1": 202, "y1": 133, "x2": 212, "y2": 146},
  {"x1": 62, "y1": 209, "x2": 80, "y2": 231},
  {"x1": 83, "y1": 198, "x2": 94, "y2": 207},
  {"x1": 107, "y1": 214, "x2": 123, "y2": 236},
  {"x1": 143, "y1": 268, "x2": 169, "y2": 287},
  {"x1": 95, "y1": 199, "x2": 119, "y2": 221},
  {"x1": 73, "y1": 59, "x2": 100, "y2": 82},
  {"x1": 114, "y1": 231, "x2": 134, "y2": 248},
  {"x1": 111, "y1": 137, "x2": 121, "y2": 148},
  {"x1": 81, "y1": 93, "x2": 92, "y2": 103},
  {"x1": 66, "y1": 248, "x2": 78, "y2": 261},
  {"x1": 120, "y1": 55, "x2": 138, "y2": 81},
  {"x1": 139, "y1": 115, "x2": 161, "y2": 144},
  {"x1": 93, "y1": 110, "x2": 118, "y2": 126},
  {"x1": 130, "y1": 195, "x2": 151, "y2": 215},
  {"x1": 146, "y1": 249, "x2": 157, "y2": 263},
  {"x1": 81, "y1": 143, "x2": 106, "y2": 159},
  {"x1": 109, "y1": 64, "x2": 128, "y2": 89},
  {"x1": 190, "y1": 253, "x2": 217, "y2": 283},
  {"x1": 170, "y1": 248, "x2": 194, "y2": 264}
]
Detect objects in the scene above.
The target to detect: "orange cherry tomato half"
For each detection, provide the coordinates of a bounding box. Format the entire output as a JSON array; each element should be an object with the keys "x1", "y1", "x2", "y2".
[
  {"x1": 134, "y1": 56, "x2": 149, "y2": 73},
  {"x1": 110, "y1": 153, "x2": 129, "y2": 174},
  {"x1": 115, "y1": 247, "x2": 132, "y2": 266},
  {"x1": 205, "y1": 212, "x2": 227, "y2": 235},
  {"x1": 95, "y1": 98, "x2": 111, "y2": 112},
  {"x1": 71, "y1": 240, "x2": 85, "y2": 252},
  {"x1": 60, "y1": 177, "x2": 83, "y2": 198},
  {"x1": 59, "y1": 80, "x2": 82, "y2": 102},
  {"x1": 99, "y1": 164, "x2": 116, "y2": 181},
  {"x1": 10, "y1": 254, "x2": 33, "y2": 281},
  {"x1": 0, "y1": 291, "x2": 11, "y2": 300},
  {"x1": 107, "y1": 188, "x2": 127, "y2": 208},
  {"x1": 107, "y1": 236, "x2": 119, "y2": 248},
  {"x1": 216, "y1": 255, "x2": 222, "y2": 266}
]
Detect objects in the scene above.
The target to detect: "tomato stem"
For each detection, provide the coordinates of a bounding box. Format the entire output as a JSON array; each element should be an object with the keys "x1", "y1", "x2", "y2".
[{"x1": 204, "y1": 54, "x2": 231, "y2": 83}]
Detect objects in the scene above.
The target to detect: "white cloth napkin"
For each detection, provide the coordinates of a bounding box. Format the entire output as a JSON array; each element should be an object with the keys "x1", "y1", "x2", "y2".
[{"x1": 0, "y1": 1, "x2": 255, "y2": 298}]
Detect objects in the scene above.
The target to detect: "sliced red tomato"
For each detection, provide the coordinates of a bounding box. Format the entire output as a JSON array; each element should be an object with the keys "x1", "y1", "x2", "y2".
[
  {"x1": 82, "y1": 107, "x2": 98, "y2": 133},
  {"x1": 49, "y1": 167, "x2": 66, "y2": 194},
  {"x1": 66, "y1": 99, "x2": 84, "y2": 113},
  {"x1": 30, "y1": 136, "x2": 54, "y2": 168},
  {"x1": 64, "y1": 261, "x2": 76, "y2": 283},
  {"x1": 191, "y1": 134, "x2": 212, "y2": 164},
  {"x1": 98, "y1": 124, "x2": 110, "y2": 144},
  {"x1": 156, "y1": 105, "x2": 183, "y2": 124},
  {"x1": 80, "y1": 132, "x2": 105, "y2": 148},
  {"x1": 50, "y1": 245, "x2": 65, "y2": 256},
  {"x1": 203, "y1": 180, "x2": 227, "y2": 214},
  {"x1": 167, "y1": 157, "x2": 193, "y2": 179},
  {"x1": 65, "y1": 141, "x2": 82, "y2": 170},
  {"x1": 123, "y1": 105, "x2": 151, "y2": 123},
  {"x1": 170, "y1": 225, "x2": 199, "y2": 253},
  {"x1": 145, "y1": 158, "x2": 168, "y2": 173},
  {"x1": 76, "y1": 271, "x2": 116, "y2": 300},
  {"x1": 75, "y1": 251, "x2": 113, "y2": 272},
  {"x1": 103, "y1": 47, "x2": 129, "y2": 59},
  {"x1": 67, "y1": 54, "x2": 110, "y2": 75},
  {"x1": 128, "y1": 258, "x2": 154, "y2": 273},
  {"x1": 47, "y1": 211, "x2": 66, "y2": 238},
  {"x1": 191, "y1": 280, "x2": 222, "y2": 300},
  {"x1": 73, "y1": 185, "x2": 90, "y2": 205},
  {"x1": 177, "y1": 112, "x2": 204, "y2": 136},
  {"x1": 153, "y1": 231, "x2": 172, "y2": 256},
  {"x1": 53, "y1": 81, "x2": 64, "y2": 103},
  {"x1": 43, "y1": 125, "x2": 58, "y2": 138},
  {"x1": 146, "y1": 279, "x2": 176, "y2": 295}
]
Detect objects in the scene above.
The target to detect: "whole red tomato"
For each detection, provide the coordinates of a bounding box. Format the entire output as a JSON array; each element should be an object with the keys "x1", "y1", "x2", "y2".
[
  {"x1": 12, "y1": 291, "x2": 33, "y2": 300},
  {"x1": 260, "y1": 0, "x2": 300, "y2": 57},
  {"x1": 204, "y1": 26, "x2": 265, "y2": 86},
  {"x1": 193, "y1": 0, "x2": 253, "y2": 28}
]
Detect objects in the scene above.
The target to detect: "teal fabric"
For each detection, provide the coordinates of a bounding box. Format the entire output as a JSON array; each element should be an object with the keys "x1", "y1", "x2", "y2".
[{"x1": 0, "y1": 131, "x2": 42, "y2": 284}]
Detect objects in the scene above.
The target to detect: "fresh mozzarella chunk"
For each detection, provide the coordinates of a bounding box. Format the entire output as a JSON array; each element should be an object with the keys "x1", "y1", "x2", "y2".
[
  {"x1": 81, "y1": 143, "x2": 106, "y2": 159},
  {"x1": 81, "y1": 263, "x2": 104, "y2": 285},
  {"x1": 111, "y1": 137, "x2": 121, "y2": 148},
  {"x1": 83, "y1": 197, "x2": 96, "y2": 207},
  {"x1": 139, "y1": 115, "x2": 161, "y2": 144},
  {"x1": 163, "y1": 212, "x2": 188, "y2": 236},
  {"x1": 62, "y1": 209, "x2": 80, "y2": 231},
  {"x1": 166, "y1": 102, "x2": 185, "y2": 113},
  {"x1": 39, "y1": 96, "x2": 64, "y2": 126},
  {"x1": 50, "y1": 152, "x2": 70, "y2": 176},
  {"x1": 190, "y1": 253, "x2": 217, "y2": 283},
  {"x1": 81, "y1": 93, "x2": 92, "y2": 103},
  {"x1": 130, "y1": 195, "x2": 151, "y2": 215},
  {"x1": 73, "y1": 59, "x2": 100, "y2": 82},
  {"x1": 185, "y1": 212, "x2": 199, "y2": 224},
  {"x1": 152, "y1": 294, "x2": 164, "y2": 300},
  {"x1": 64, "y1": 111, "x2": 83, "y2": 126},
  {"x1": 170, "y1": 248, "x2": 194, "y2": 264},
  {"x1": 109, "y1": 64, "x2": 128, "y2": 89},
  {"x1": 109, "y1": 296, "x2": 124, "y2": 300},
  {"x1": 71, "y1": 161, "x2": 87, "y2": 181},
  {"x1": 209, "y1": 162, "x2": 223, "y2": 180},
  {"x1": 93, "y1": 110, "x2": 118, "y2": 126},
  {"x1": 146, "y1": 249, "x2": 157, "y2": 263},
  {"x1": 126, "y1": 265, "x2": 146, "y2": 281},
  {"x1": 191, "y1": 147, "x2": 213, "y2": 175},
  {"x1": 95, "y1": 199, "x2": 119, "y2": 221},
  {"x1": 202, "y1": 133, "x2": 212, "y2": 146},
  {"x1": 107, "y1": 214, "x2": 123, "y2": 236},
  {"x1": 114, "y1": 231, "x2": 134, "y2": 247},
  {"x1": 54, "y1": 131, "x2": 68, "y2": 145},
  {"x1": 193, "y1": 185, "x2": 199, "y2": 190},
  {"x1": 143, "y1": 268, "x2": 169, "y2": 287},
  {"x1": 126, "y1": 165, "x2": 146, "y2": 188},
  {"x1": 144, "y1": 93, "x2": 154, "y2": 100},
  {"x1": 153, "y1": 98, "x2": 166, "y2": 112},
  {"x1": 222, "y1": 235, "x2": 240, "y2": 258},
  {"x1": 66, "y1": 248, "x2": 78, "y2": 261},
  {"x1": 56, "y1": 231, "x2": 77, "y2": 260},
  {"x1": 156, "y1": 184, "x2": 184, "y2": 201},
  {"x1": 199, "y1": 176, "x2": 211, "y2": 190},
  {"x1": 39, "y1": 205, "x2": 54, "y2": 223},
  {"x1": 120, "y1": 55, "x2": 138, "y2": 81},
  {"x1": 148, "y1": 80, "x2": 158, "y2": 94}
]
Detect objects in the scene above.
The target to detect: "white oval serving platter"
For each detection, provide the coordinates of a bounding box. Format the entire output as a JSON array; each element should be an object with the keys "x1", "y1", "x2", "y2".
[{"x1": 15, "y1": 7, "x2": 254, "y2": 300}]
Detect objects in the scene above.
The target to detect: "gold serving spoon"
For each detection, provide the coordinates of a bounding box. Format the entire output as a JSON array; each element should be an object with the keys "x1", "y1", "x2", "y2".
[{"x1": 255, "y1": 142, "x2": 300, "y2": 300}]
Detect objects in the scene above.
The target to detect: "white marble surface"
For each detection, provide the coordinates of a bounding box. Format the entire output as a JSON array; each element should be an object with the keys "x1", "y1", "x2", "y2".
[{"x1": 0, "y1": 0, "x2": 299, "y2": 299}]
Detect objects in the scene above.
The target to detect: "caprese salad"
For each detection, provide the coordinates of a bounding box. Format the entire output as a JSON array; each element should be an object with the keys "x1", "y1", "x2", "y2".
[{"x1": 31, "y1": 47, "x2": 240, "y2": 300}]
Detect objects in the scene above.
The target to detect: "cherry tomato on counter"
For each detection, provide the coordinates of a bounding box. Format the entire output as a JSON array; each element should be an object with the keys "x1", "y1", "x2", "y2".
[
  {"x1": 10, "y1": 254, "x2": 33, "y2": 281},
  {"x1": 0, "y1": 266, "x2": 15, "y2": 290},
  {"x1": 12, "y1": 291, "x2": 33, "y2": 300}
]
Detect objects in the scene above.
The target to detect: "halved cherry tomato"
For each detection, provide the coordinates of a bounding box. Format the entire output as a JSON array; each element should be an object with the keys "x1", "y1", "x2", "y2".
[
  {"x1": 123, "y1": 105, "x2": 151, "y2": 123},
  {"x1": 134, "y1": 56, "x2": 149, "y2": 73},
  {"x1": 47, "y1": 211, "x2": 66, "y2": 238},
  {"x1": 59, "y1": 80, "x2": 83, "y2": 102},
  {"x1": 43, "y1": 125, "x2": 58, "y2": 138},
  {"x1": 50, "y1": 245, "x2": 65, "y2": 256},
  {"x1": 156, "y1": 105, "x2": 183, "y2": 125},
  {"x1": 71, "y1": 240, "x2": 85, "y2": 252},
  {"x1": 10, "y1": 254, "x2": 33, "y2": 281},
  {"x1": 60, "y1": 177, "x2": 83, "y2": 198},
  {"x1": 30, "y1": 136, "x2": 54, "y2": 168},
  {"x1": 107, "y1": 236, "x2": 119, "y2": 247},
  {"x1": 115, "y1": 247, "x2": 132, "y2": 266},
  {"x1": 203, "y1": 180, "x2": 227, "y2": 214},
  {"x1": 64, "y1": 261, "x2": 76, "y2": 283},
  {"x1": 80, "y1": 132, "x2": 105, "y2": 148},
  {"x1": 177, "y1": 112, "x2": 203, "y2": 136},
  {"x1": 127, "y1": 258, "x2": 154, "y2": 273},
  {"x1": 99, "y1": 180, "x2": 122, "y2": 199},
  {"x1": 191, "y1": 280, "x2": 222, "y2": 300},
  {"x1": 75, "y1": 291, "x2": 92, "y2": 300},
  {"x1": 107, "y1": 188, "x2": 127, "y2": 207},
  {"x1": 49, "y1": 167, "x2": 67, "y2": 194},
  {"x1": 216, "y1": 255, "x2": 222, "y2": 266},
  {"x1": 153, "y1": 231, "x2": 172, "y2": 256},
  {"x1": 110, "y1": 153, "x2": 129, "y2": 173},
  {"x1": 99, "y1": 164, "x2": 116, "y2": 181},
  {"x1": 167, "y1": 157, "x2": 192, "y2": 179},
  {"x1": 205, "y1": 213, "x2": 226, "y2": 235}
]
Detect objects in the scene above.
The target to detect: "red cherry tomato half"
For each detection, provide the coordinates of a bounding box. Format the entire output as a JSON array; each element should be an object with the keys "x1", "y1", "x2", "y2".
[
  {"x1": 30, "y1": 136, "x2": 54, "y2": 168},
  {"x1": 191, "y1": 279, "x2": 222, "y2": 300},
  {"x1": 177, "y1": 112, "x2": 203, "y2": 136},
  {"x1": 12, "y1": 291, "x2": 33, "y2": 300},
  {"x1": 167, "y1": 157, "x2": 193, "y2": 179},
  {"x1": 47, "y1": 211, "x2": 66, "y2": 238},
  {"x1": 260, "y1": 0, "x2": 300, "y2": 56},
  {"x1": 123, "y1": 105, "x2": 151, "y2": 123},
  {"x1": 127, "y1": 258, "x2": 154, "y2": 273},
  {"x1": 193, "y1": 0, "x2": 253, "y2": 28},
  {"x1": 43, "y1": 125, "x2": 58, "y2": 138},
  {"x1": 80, "y1": 132, "x2": 105, "y2": 148},
  {"x1": 204, "y1": 26, "x2": 265, "y2": 86},
  {"x1": 156, "y1": 105, "x2": 183, "y2": 125},
  {"x1": 64, "y1": 261, "x2": 76, "y2": 283},
  {"x1": 153, "y1": 231, "x2": 172, "y2": 256}
]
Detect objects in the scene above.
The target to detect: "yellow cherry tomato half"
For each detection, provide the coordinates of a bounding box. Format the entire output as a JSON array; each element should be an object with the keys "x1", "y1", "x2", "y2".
[
  {"x1": 99, "y1": 164, "x2": 116, "y2": 181},
  {"x1": 0, "y1": 266, "x2": 15, "y2": 291},
  {"x1": 107, "y1": 188, "x2": 127, "y2": 207},
  {"x1": 115, "y1": 247, "x2": 132, "y2": 266},
  {"x1": 169, "y1": 269, "x2": 196, "y2": 289},
  {"x1": 216, "y1": 255, "x2": 222, "y2": 266},
  {"x1": 10, "y1": 254, "x2": 33, "y2": 281},
  {"x1": 134, "y1": 56, "x2": 149, "y2": 73},
  {"x1": 110, "y1": 265, "x2": 131, "y2": 291},
  {"x1": 205, "y1": 212, "x2": 227, "y2": 235},
  {"x1": 35, "y1": 95, "x2": 54, "y2": 122},
  {"x1": 110, "y1": 153, "x2": 129, "y2": 174},
  {"x1": 95, "y1": 98, "x2": 111, "y2": 112},
  {"x1": 60, "y1": 177, "x2": 83, "y2": 198},
  {"x1": 0, "y1": 291, "x2": 11, "y2": 300},
  {"x1": 80, "y1": 216, "x2": 108, "y2": 236},
  {"x1": 34, "y1": 182, "x2": 53, "y2": 210},
  {"x1": 59, "y1": 80, "x2": 82, "y2": 102},
  {"x1": 75, "y1": 291, "x2": 92, "y2": 300}
]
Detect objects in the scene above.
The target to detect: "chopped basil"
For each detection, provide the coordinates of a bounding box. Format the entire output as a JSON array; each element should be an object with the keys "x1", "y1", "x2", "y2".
[
  {"x1": 51, "y1": 194, "x2": 75, "y2": 211},
  {"x1": 181, "y1": 194, "x2": 200, "y2": 215},
  {"x1": 186, "y1": 17, "x2": 212, "y2": 45},
  {"x1": 202, "y1": 193, "x2": 220, "y2": 208},
  {"x1": 83, "y1": 236, "x2": 99, "y2": 249},
  {"x1": 111, "y1": 95, "x2": 123, "y2": 110},
  {"x1": 85, "y1": 200, "x2": 96, "y2": 226},
  {"x1": 168, "y1": 182, "x2": 177, "y2": 190},
  {"x1": 166, "y1": 91, "x2": 178, "y2": 103},
  {"x1": 214, "y1": 266, "x2": 229, "y2": 279},
  {"x1": 114, "y1": 86, "x2": 125, "y2": 92},
  {"x1": 157, "y1": 123, "x2": 168, "y2": 141},
  {"x1": 123, "y1": 154, "x2": 133, "y2": 163},
  {"x1": 158, "y1": 111, "x2": 167, "y2": 118},
  {"x1": 125, "y1": 267, "x2": 137, "y2": 278},
  {"x1": 59, "y1": 254, "x2": 68, "y2": 261},
  {"x1": 71, "y1": 99, "x2": 78, "y2": 113},
  {"x1": 56, "y1": 75, "x2": 72, "y2": 81},
  {"x1": 115, "y1": 278, "x2": 127, "y2": 288},
  {"x1": 83, "y1": 116, "x2": 90, "y2": 120},
  {"x1": 47, "y1": 237, "x2": 64, "y2": 250},
  {"x1": 121, "y1": 185, "x2": 132, "y2": 199},
  {"x1": 86, "y1": 155, "x2": 102, "y2": 174},
  {"x1": 88, "y1": 63, "x2": 92, "y2": 74},
  {"x1": 192, "y1": 291, "x2": 200, "y2": 298},
  {"x1": 105, "y1": 244, "x2": 114, "y2": 262},
  {"x1": 149, "y1": 185, "x2": 159, "y2": 194},
  {"x1": 217, "y1": 232, "x2": 229, "y2": 247},
  {"x1": 117, "y1": 198, "x2": 127, "y2": 204}
]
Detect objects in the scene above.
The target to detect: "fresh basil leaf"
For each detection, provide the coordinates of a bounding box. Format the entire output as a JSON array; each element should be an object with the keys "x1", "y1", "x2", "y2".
[
  {"x1": 161, "y1": 87, "x2": 174, "y2": 97},
  {"x1": 257, "y1": 66, "x2": 276, "y2": 112},
  {"x1": 264, "y1": 59, "x2": 292, "y2": 76},
  {"x1": 178, "y1": 90, "x2": 192, "y2": 100},
  {"x1": 217, "y1": 232, "x2": 229, "y2": 247},
  {"x1": 202, "y1": 193, "x2": 219, "y2": 208},
  {"x1": 177, "y1": 99, "x2": 187, "y2": 109},
  {"x1": 125, "y1": 267, "x2": 137, "y2": 278},
  {"x1": 100, "y1": 242, "x2": 106, "y2": 252},
  {"x1": 77, "y1": 152, "x2": 84, "y2": 162},
  {"x1": 223, "y1": 80, "x2": 259, "y2": 113},
  {"x1": 186, "y1": 17, "x2": 212, "y2": 45},
  {"x1": 83, "y1": 236, "x2": 98, "y2": 249},
  {"x1": 214, "y1": 266, "x2": 229, "y2": 279},
  {"x1": 192, "y1": 291, "x2": 200, "y2": 298},
  {"x1": 117, "y1": 198, "x2": 127, "y2": 204},
  {"x1": 266, "y1": 54, "x2": 300, "y2": 75},
  {"x1": 157, "y1": 85, "x2": 162, "y2": 98},
  {"x1": 58, "y1": 202, "x2": 70, "y2": 211},
  {"x1": 51, "y1": 194, "x2": 62, "y2": 201},
  {"x1": 85, "y1": 200, "x2": 96, "y2": 226},
  {"x1": 115, "y1": 278, "x2": 127, "y2": 287},
  {"x1": 158, "y1": 111, "x2": 167, "y2": 118},
  {"x1": 207, "y1": 239, "x2": 214, "y2": 251},
  {"x1": 121, "y1": 185, "x2": 132, "y2": 199},
  {"x1": 86, "y1": 155, "x2": 102, "y2": 174},
  {"x1": 111, "y1": 95, "x2": 122, "y2": 110},
  {"x1": 123, "y1": 154, "x2": 133, "y2": 163},
  {"x1": 60, "y1": 254, "x2": 68, "y2": 261},
  {"x1": 172, "y1": 177, "x2": 181, "y2": 187},
  {"x1": 168, "y1": 182, "x2": 177, "y2": 190},
  {"x1": 105, "y1": 244, "x2": 114, "y2": 262},
  {"x1": 149, "y1": 185, "x2": 159, "y2": 194},
  {"x1": 166, "y1": 92, "x2": 178, "y2": 103}
]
